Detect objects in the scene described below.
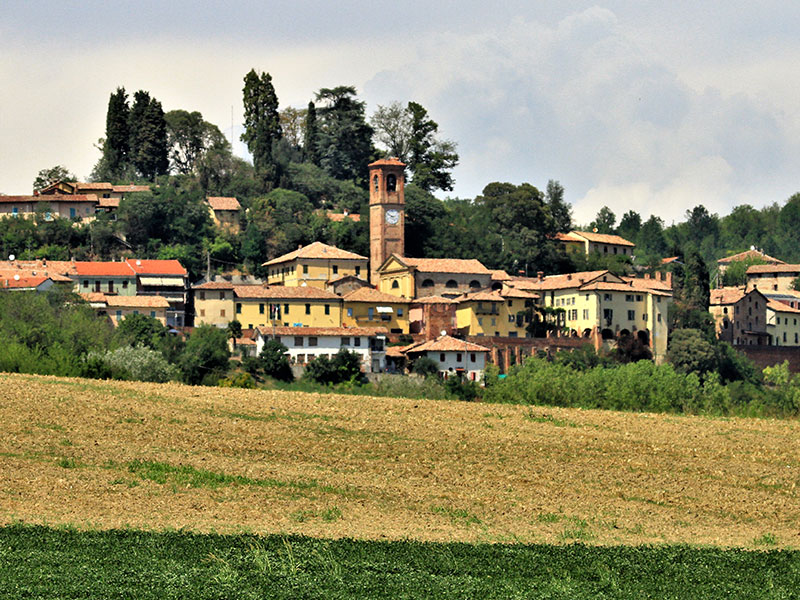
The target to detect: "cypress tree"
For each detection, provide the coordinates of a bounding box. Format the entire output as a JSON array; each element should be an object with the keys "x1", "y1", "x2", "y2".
[
  {"x1": 129, "y1": 90, "x2": 169, "y2": 181},
  {"x1": 103, "y1": 87, "x2": 130, "y2": 179},
  {"x1": 304, "y1": 101, "x2": 319, "y2": 165},
  {"x1": 241, "y1": 69, "x2": 282, "y2": 184}
]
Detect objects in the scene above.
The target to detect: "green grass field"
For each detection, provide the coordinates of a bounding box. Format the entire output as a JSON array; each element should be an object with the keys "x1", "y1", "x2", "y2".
[{"x1": 1, "y1": 524, "x2": 798, "y2": 599}]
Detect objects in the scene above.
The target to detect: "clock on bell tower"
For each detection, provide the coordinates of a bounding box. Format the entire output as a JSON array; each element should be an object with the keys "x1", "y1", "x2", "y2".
[{"x1": 368, "y1": 158, "x2": 406, "y2": 285}]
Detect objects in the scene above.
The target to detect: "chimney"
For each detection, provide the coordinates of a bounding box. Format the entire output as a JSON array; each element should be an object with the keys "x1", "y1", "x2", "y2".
[
  {"x1": 666, "y1": 272, "x2": 673, "y2": 288},
  {"x1": 656, "y1": 271, "x2": 662, "y2": 281},
  {"x1": 537, "y1": 271, "x2": 544, "y2": 282},
  {"x1": 567, "y1": 274, "x2": 572, "y2": 281},
  {"x1": 644, "y1": 273, "x2": 650, "y2": 280}
]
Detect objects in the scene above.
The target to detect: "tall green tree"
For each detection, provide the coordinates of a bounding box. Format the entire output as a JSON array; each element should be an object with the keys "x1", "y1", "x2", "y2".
[
  {"x1": 371, "y1": 101, "x2": 413, "y2": 159},
  {"x1": 545, "y1": 180, "x2": 572, "y2": 232},
  {"x1": 32, "y1": 166, "x2": 75, "y2": 193},
  {"x1": 165, "y1": 110, "x2": 228, "y2": 175},
  {"x1": 590, "y1": 206, "x2": 616, "y2": 234},
  {"x1": 103, "y1": 87, "x2": 131, "y2": 179},
  {"x1": 315, "y1": 86, "x2": 373, "y2": 183},
  {"x1": 406, "y1": 102, "x2": 458, "y2": 192},
  {"x1": 241, "y1": 69, "x2": 282, "y2": 185},
  {"x1": 304, "y1": 101, "x2": 319, "y2": 165},
  {"x1": 128, "y1": 90, "x2": 169, "y2": 180}
]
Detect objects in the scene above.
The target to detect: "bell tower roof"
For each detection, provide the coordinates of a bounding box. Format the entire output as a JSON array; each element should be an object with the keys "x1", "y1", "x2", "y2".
[{"x1": 368, "y1": 157, "x2": 406, "y2": 168}]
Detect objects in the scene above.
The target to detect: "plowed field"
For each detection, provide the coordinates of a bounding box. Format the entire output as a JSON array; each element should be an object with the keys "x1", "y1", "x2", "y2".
[{"x1": 1, "y1": 373, "x2": 797, "y2": 548}]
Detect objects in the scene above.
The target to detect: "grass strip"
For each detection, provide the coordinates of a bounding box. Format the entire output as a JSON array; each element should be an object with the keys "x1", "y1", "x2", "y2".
[{"x1": 0, "y1": 524, "x2": 797, "y2": 599}]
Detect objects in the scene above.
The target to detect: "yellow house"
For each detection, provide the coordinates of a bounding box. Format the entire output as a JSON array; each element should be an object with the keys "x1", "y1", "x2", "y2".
[
  {"x1": 520, "y1": 270, "x2": 672, "y2": 360},
  {"x1": 193, "y1": 281, "x2": 236, "y2": 326},
  {"x1": 555, "y1": 231, "x2": 635, "y2": 257},
  {"x1": 263, "y1": 241, "x2": 369, "y2": 289},
  {"x1": 456, "y1": 287, "x2": 539, "y2": 337},
  {"x1": 233, "y1": 285, "x2": 342, "y2": 330},
  {"x1": 0, "y1": 195, "x2": 98, "y2": 222},
  {"x1": 206, "y1": 196, "x2": 242, "y2": 233},
  {"x1": 746, "y1": 264, "x2": 800, "y2": 294},
  {"x1": 82, "y1": 293, "x2": 169, "y2": 327},
  {"x1": 766, "y1": 297, "x2": 800, "y2": 346},
  {"x1": 376, "y1": 254, "x2": 492, "y2": 299},
  {"x1": 341, "y1": 287, "x2": 410, "y2": 334}
]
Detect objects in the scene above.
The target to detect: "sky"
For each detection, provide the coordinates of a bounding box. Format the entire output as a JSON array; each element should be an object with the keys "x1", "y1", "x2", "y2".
[{"x1": 2, "y1": 1, "x2": 800, "y2": 226}]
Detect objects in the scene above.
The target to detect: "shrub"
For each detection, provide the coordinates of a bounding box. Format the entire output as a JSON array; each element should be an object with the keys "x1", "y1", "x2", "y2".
[
  {"x1": 84, "y1": 345, "x2": 178, "y2": 383},
  {"x1": 305, "y1": 350, "x2": 363, "y2": 385},
  {"x1": 178, "y1": 325, "x2": 230, "y2": 385},
  {"x1": 218, "y1": 372, "x2": 256, "y2": 389},
  {"x1": 260, "y1": 339, "x2": 293, "y2": 382},
  {"x1": 411, "y1": 356, "x2": 439, "y2": 378}
]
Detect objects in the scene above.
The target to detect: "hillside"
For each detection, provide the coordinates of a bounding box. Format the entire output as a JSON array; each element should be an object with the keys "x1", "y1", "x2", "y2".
[{"x1": 1, "y1": 373, "x2": 797, "y2": 548}]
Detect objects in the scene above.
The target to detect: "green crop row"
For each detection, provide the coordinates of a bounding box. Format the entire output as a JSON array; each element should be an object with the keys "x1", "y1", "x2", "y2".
[{"x1": 0, "y1": 524, "x2": 797, "y2": 599}]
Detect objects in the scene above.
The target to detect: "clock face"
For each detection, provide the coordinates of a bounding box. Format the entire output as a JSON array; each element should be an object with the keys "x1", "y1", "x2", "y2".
[{"x1": 385, "y1": 209, "x2": 400, "y2": 225}]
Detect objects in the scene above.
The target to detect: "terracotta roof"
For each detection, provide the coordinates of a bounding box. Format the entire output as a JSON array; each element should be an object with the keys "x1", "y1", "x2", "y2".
[
  {"x1": 368, "y1": 158, "x2": 406, "y2": 167},
  {"x1": 570, "y1": 231, "x2": 635, "y2": 247},
  {"x1": 342, "y1": 287, "x2": 408, "y2": 304},
  {"x1": 234, "y1": 285, "x2": 340, "y2": 300},
  {"x1": 0, "y1": 260, "x2": 77, "y2": 281},
  {"x1": 75, "y1": 182, "x2": 113, "y2": 191},
  {"x1": 621, "y1": 276, "x2": 672, "y2": 292},
  {"x1": 385, "y1": 345, "x2": 408, "y2": 358},
  {"x1": 458, "y1": 289, "x2": 504, "y2": 303},
  {"x1": 263, "y1": 241, "x2": 368, "y2": 266},
  {"x1": 98, "y1": 197, "x2": 120, "y2": 208},
  {"x1": 327, "y1": 274, "x2": 370, "y2": 286},
  {"x1": 256, "y1": 326, "x2": 388, "y2": 337},
  {"x1": 0, "y1": 194, "x2": 98, "y2": 204},
  {"x1": 410, "y1": 295, "x2": 456, "y2": 305},
  {"x1": 326, "y1": 212, "x2": 361, "y2": 222},
  {"x1": 207, "y1": 196, "x2": 241, "y2": 211},
  {"x1": 710, "y1": 287, "x2": 746, "y2": 305},
  {"x1": 192, "y1": 281, "x2": 235, "y2": 290},
  {"x1": 112, "y1": 185, "x2": 150, "y2": 193},
  {"x1": 524, "y1": 270, "x2": 612, "y2": 291},
  {"x1": 489, "y1": 269, "x2": 511, "y2": 281},
  {"x1": 105, "y1": 295, "x2": 170, "y2": 308},
  {"x1": 73, "y1": 261, "x2": 135, "y2": 277},
  {"x1": 554, "y1": 232, "x2": 583, "y2": 242},
  {"x1": 125, "y1": 259, "x2": 187, "y2": 276},
  {"x1": 718, "y1": 249, "x2": 785, "y2": 265},
  {"x1": 80, "y1": 292, "x2": 108, "y2": 303},
  {"x1": 661, "y1": 256, "x2": 680, "y2": 264},
  {"x1": 580, "y1": 281, "x2": 671, "y2": 297},
  {"x1": 499, "y1": 287, "x2": 539, "y2": 299},
  {"x1": 403, "y1": 257, "x2": 491, "y2": 275},
  {"x1": 767, "y1": 300, "x2": 800, "y2": 314},
  {"x1": 406, "y1": 335, "x2": 489, "y2": 353},
  {"x1": 1, "y1": 275, "x2": 50, "y2": 289},
  {"x1": 746, "y1": 264, "x2": 800, "y2": 274}
]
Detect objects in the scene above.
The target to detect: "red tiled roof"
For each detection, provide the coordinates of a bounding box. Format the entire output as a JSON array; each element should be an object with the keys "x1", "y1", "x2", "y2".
[
  {"x1": 342, "y1": 287, "x2": 408, "y2": 304},
  {"x1": 410, "y1": 295, "x2": 456, "y2": 305},
  {"x1": 112, "y1": 185, "x2": 150, "y2": 193},
  {"x1": 105, "y1": 295, "x2": 170, "y2": 308},
  {"x1": 523, "y1": 270, "x2": 612, "y2": 291},
  {"x1": 710, "y1": 287, "x2": 746, "y2": 305},
  {"x1": 718, "y1": 249, "x2": 785, "y2": 265},
  {"x1": 0, "y1": 194, "x2": 98, "y2": 204},
  {"x1": 767, "y1": 300, "x2": 800, "y2": 314},
  {"x1": 403, "y1": 257, "x2": 491, "y2": 275},
  {"x1": 570, "y1": 231, "x2": 635, "y2": 247},
  {"x1": 73, "y1": 261, "x2": 135, "y2": 277},
  {"x1": 192, "y1": 281, "x2": 235, "y2": 290},
  {"x1": 489, "y1": 269, "x2": 511, "y2": 281},
  {"x1": 746, "y1": 264, "x2": 800, "y2": 274},
  {"x1": 368, "y1": 158, "x2": 406, "y2": 167},
  {"x1": 125, "y1": 259, "x2": 187, "y2": 276},
  {"x1": 326, "y1": 212, "x2": 361, "y2": 222},
  {"x1": 499, "y1": 287, "x2": 539, "y2": 299},
  {"x1": 580, "y1": 281, "x2": 671, "y2": 297},
  {"x1": 406, "y1": 335, "x2": 489, "y2": 353},
  {"x1": 621, "y1": 276, "x2": 672, "y2": 292},
  {"x1": 75, "y1": 182, "x2": 113, "y2": 191},
  {"x1": 263, "y1": 241, "x2": 368, "y2": 266},
  {"x1": 458, "y1": 289, "x2": 504, "y2": 303},
  {"x1": 207, "y1": 196, "x2": 241, "y2": 211},
  {"x1": 0, "y1": 275, "x2": 50, "y2": 289},
  {"x1": 256, "y1": 326, "x2": 388, "y2": 337},
  {"x1": 234, "y1": 285, "x2": 340, "y2": 300}
]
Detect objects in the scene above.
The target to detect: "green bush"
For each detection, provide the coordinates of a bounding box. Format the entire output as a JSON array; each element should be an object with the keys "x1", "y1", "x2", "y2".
[
  {"x1": 260, "y1": 339, "x2": 293, "y2": 382},
  {"x1": 304, "y1": 350, "x2": 363, "y2": 386},
  {"x1": 84, "y1": 345, "x2": 178, "y2": 383},
  {"x1": 411, "y1": 356, "x2": 440, "y2": 378}
]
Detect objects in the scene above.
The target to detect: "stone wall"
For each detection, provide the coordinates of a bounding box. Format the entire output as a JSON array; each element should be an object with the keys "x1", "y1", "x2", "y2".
[{"x1": 735, "y1": 345, "x2": 800, "y2": 372}]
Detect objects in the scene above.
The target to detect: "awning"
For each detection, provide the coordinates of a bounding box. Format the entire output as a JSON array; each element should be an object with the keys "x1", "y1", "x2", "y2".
[
  {"x1": 139, "y1": 276, "x2": 184, "y2": 286},
  {"x1": 376, "y1": 306, "x2": 393, "y2": 314}
]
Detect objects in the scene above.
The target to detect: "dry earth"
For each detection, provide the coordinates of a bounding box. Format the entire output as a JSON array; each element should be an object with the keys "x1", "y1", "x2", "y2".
[{"x1": 0, "y1": 373, "x2": 798, "y2": 548}]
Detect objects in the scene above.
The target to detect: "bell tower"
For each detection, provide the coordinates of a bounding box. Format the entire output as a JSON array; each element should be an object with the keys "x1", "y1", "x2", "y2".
[{"x1": 369, "y1": 158, "x2": 406, "y2": 285}]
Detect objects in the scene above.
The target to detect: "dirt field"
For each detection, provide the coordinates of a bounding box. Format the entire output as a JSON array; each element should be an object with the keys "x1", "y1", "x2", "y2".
[{"x1": 1, "y1": 372, "x2": 797, "y2": 548}]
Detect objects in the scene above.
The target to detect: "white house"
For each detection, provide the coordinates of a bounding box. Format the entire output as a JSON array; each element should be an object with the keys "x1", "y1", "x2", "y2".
[
  {"x1": 403, "y1": 334, "x2": 489, "y2": 381},
  {"x1": 253, "y1": 326, "x2": 388, "y2": 372}
]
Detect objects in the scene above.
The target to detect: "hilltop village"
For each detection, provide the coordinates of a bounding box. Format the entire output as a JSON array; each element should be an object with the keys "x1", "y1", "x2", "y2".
[{"x1": 5, "y1": 156, "x2": 800, "y2": 384}]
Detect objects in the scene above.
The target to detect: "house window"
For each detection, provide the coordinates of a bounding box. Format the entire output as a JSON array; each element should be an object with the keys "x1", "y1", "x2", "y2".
[
  {"x1": 324, "y1": 304, "x2": 330, "y2": 315},
  {"x1": 284, "y1": 304, "x2": 290, "y2": 314},
  {"x1": 470, "y1": 280, "x2": 481, "y2": 289},
  {"x1": 643, "y1": 313, "x2": 648, "y2": 321},
  {"x1": 421, "y1": 279, "x2": 434, "y2": 288},
  {"x1": 220, "y1": 291, "x2": 225, "y2": 300},
  {"x1": 83, "y1": 280, "x2": 89, "y2": 289},
  {"x1": 603, "y1": 308, "x2": 613, "y2": 322},
  {"x1": 445, "y1": 279, "x2": 458, "y2": 288},
  {"x1": 150, "y1": 311, "x2": 156, "y2": 318},
  {"x1": 259, "y1": 303, "x2": 265, "y2": 314},
  {"x1": 636, "y1": 295, "x2": 642, "y2": 301},
  {"x1": 355, "y1": 266, "x2": 361, "y2": 276},
  {"x1": 308, "y1": 337, "x2": 318, "y2": 347},
  {"x1": 354, "y1": 337, "x2": 361, "y2": 346},
  {"x1": 604, "y1": 293, "x2": 612, "y2": 301},
  {"x1": 583, "y1": 309, "x2": 589, "y2": 320},
  {"x1": 123, "y1": 281, "x2": 129, "y2": 289},
  {"x1": 116, "y1": 310, "x2": 122, "y2": 319},
  {"x1": 723, "y1": 307, "x2": 728, "y2": 314},
  {"x1": 133, "y1": 310, "x2": 139, "y2": 315},
  {"x1": 341, "y1": 337, "x2": 350, "y2": 346},
  {"x1": 236, "y1": 303, "x2": 242, "y2": 314},
  {"x1": 392, "y1": 280, "x2": 399, "y2": 289},
  {"x1": 456, "y1": 353, "x2": 463, "y2": 362},
  {"x1": 12, "y1": 207, "x2": 18, "y2": 216},
  {"x1": 347, "y1": 307, "x2": 353, "y2": 317},
  {"x1": 397, "y1": 308, "x2": 403, "y2": 317},
  {"x1": 368, "y1": 307, "x2": 374, "y2": 320},
  {"x1": 784, "y1": 332, "x2": 787, "y2": 342},
  {"x1": 626, "y1": 294, "x2": 634, "y2": 302},
  {"x1": 439, "y1": 353, "x2": 445, "y2": 362},
  {"x1": 69, "y1": 207, "x2": 76, "y2": 218},
  {"x1": 470, "y1": 353, "x2": 476, "y2": 362},
  {"x1": 95, "y1": 280, "x2": 101, "y2": 292},
  {"x1": 296, "y1": 354, "x2": 305, "y2": 364},
  {"x1": 199, "y1": 309, "x2": 205, "y2": 317},
  {"x1": 628, "y1": 310, "x2": 635, "y2": 320},
  {"x1": 332, "y1": 265, "x2": 338, "y2": 275},
  {"x1": 220, "y1": 309, "x2": 226, "y2": 317},
  {"x1": 302, "y1": 265, "x2": 308, "y2": 275},
  {"x1": 305, "y1": 304, "x2": 311, "y2": 314}
]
